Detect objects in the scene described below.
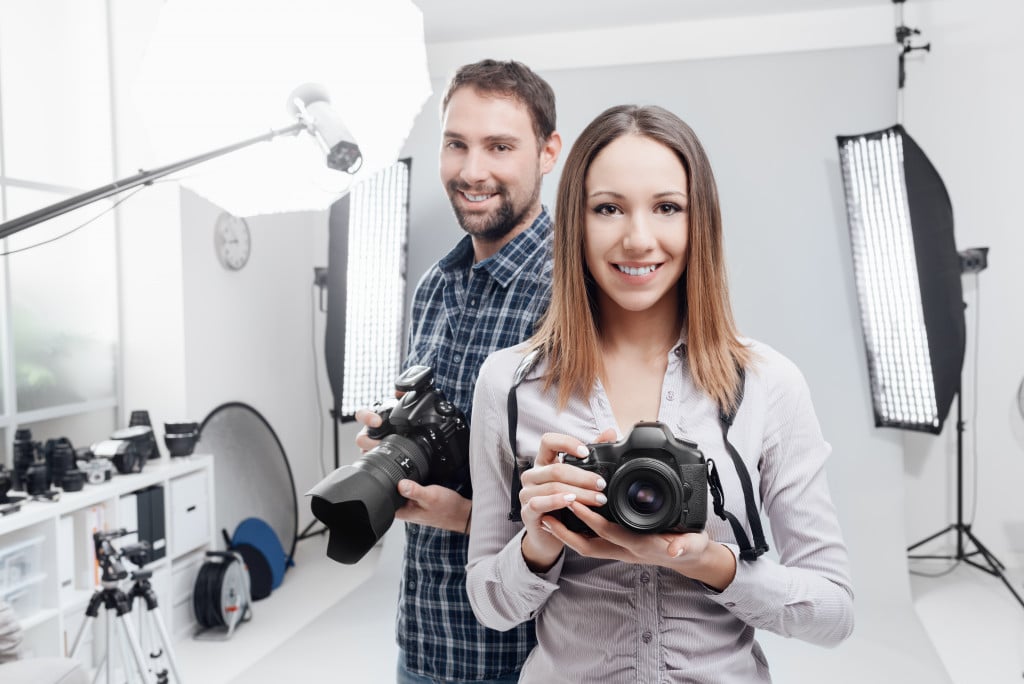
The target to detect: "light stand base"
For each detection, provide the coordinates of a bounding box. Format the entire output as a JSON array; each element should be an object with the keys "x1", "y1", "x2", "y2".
[
  {"x1": 908, "y1": 523, "x2": 1024, "y2": 609},
  {"x1": 907, "y1": 387, "x2": 1024, "y2": 610}
]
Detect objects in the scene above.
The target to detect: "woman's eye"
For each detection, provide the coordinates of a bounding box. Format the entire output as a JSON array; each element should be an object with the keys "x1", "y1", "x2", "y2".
[
  {"x1": 594, "y1": 204, "x2": 620, "y2": 216},
  {"x1": 655, "y1": 203, "x2": 682, "y2": 215}
]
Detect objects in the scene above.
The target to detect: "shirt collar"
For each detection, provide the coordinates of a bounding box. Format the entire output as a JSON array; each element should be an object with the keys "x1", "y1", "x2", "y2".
[{"x1": 438, "y1": 206, "x2": 552, "y2": 288}]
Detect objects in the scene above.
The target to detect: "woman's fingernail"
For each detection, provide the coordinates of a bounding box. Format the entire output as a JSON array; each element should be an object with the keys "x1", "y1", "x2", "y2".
[
  {"x1": 595, "y1": 478, "x2": 607, "y2": 491},
  {"x1": 540, "y1": 521, "x2": 553, "y2": 534},
  {"x1": 595, "y1": 494, "x2": 608, "y2": 505},
  {"x1": 557, "y1": 453, "x2": 565, "y2": 463},
  {"x1": 576, "y1": 445, "x2": 590, "y2": 457},
  {"x1": 563, "y1": 493, "x2": 576, "y2": 503},
  {"x1": 673, "y1": 548, "x2": 684, "y2": 558}
]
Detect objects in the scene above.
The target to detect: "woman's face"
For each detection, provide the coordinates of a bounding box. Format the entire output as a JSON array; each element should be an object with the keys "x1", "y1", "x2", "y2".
[{"x1": 583, "y1": 133, "x2": 689, "y2": 319}]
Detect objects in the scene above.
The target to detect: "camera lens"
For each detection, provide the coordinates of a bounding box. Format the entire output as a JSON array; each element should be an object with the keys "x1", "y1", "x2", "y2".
[
  {"x1": 626, "y1": 480, "x2": 665, "y2": 515},
  {"x1": 608, "y1": 459, "x2": 683, "y2": 533},
  {"x1": 309, "y1": 434, "x2": 432, "y2": 564}
]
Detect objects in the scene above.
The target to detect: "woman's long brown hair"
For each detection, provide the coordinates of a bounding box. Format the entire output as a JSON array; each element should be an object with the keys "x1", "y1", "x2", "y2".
[{"x1": 530, "y1": 104, "x2": 751, "y2": 412}]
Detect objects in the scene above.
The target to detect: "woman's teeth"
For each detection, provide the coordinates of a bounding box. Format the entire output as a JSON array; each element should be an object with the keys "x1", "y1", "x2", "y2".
[{"x1": 616, "y1": 264, "x2": 657, "y2": 276}]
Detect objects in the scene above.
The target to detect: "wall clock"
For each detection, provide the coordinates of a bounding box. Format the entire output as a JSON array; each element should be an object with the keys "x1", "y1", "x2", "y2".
[{"x1": 214, "y1": 212, "x2": 252, "y2": 271}]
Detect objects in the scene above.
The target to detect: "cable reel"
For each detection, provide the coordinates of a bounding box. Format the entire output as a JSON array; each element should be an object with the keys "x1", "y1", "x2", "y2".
[{"x1": 193, "y1": 551, "x2": 252, "y2": 639}]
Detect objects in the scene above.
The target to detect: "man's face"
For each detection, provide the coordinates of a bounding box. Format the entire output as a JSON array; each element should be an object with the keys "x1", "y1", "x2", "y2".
[{"x1": 440, "y1": 88, "x2": 555, "y2": 244}]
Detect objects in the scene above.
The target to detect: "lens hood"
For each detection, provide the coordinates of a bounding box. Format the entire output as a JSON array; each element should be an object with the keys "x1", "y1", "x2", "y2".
[{"x1": 308, "y1": 462, "x2": 407, "y2": 565}]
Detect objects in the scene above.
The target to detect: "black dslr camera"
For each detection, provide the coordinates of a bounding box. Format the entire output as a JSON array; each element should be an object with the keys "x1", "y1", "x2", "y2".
[
  {"x1": 556, "y1": 421, "x2": 709, "y2": 535},
  {"x1": 309, "y1": 365, "x2": 469, "y2": 564}
]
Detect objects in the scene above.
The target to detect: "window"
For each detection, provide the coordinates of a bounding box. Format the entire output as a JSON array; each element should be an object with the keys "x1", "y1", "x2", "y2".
[{"x1": 0, "y1": 0, "x2": 120, "y2": 467}]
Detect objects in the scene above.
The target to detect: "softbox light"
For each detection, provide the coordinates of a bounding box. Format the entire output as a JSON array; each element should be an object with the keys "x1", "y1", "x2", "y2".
[
  {"x1": 325, "y1": 159, "x2": 411, "y2": 419},
  {"x1": 837, "y1": 124, "x2": 965, "y2": 434}
]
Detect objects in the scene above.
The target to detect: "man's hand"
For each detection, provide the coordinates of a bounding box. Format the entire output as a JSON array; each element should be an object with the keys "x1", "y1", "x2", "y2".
[
  {"x1": 354, "y1": 408, "x2": 384, "y2": 452},
  {"x1": 395, "y1": 480, "x2": 472, "y2": 533}
]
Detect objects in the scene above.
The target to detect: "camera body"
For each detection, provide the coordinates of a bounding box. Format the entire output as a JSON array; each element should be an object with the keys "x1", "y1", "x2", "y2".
[
  {"x1": 556, "y1": 421, "x2": 708, "y2": 535},
  {"x1": 365, "y1": 365, "x2": 469, "y2": 488},
  {"x1": 309, "y1": 365, "x2": 469, "y2": 564}
]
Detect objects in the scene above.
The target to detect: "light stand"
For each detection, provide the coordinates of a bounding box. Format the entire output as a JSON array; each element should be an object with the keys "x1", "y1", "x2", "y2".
[
  {"x1": 906, "y1": 251, "x2": 1024, "y2": 608},
  {"x1": 0, "y1": 85, "x2": 362, "y2": 241},
  {"x1": 0, "y1": 123, "x2": 301, "y2": 241}
]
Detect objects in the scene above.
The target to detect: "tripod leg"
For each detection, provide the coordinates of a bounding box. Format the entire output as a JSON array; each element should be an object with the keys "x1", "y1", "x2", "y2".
[
  {"x1": 148, "y1": 608, "x2": 184, "y2": 684},
  {"x1": 69, "y1": 612, "x2": 95, "y2": 659},
  {"x1": 116, "y1": 613, "x2": 156, "y2": 684},
  {"x1": 106, "y1": 610, "x2": 113, "y2": 684},
  {"x1": 961, "y1": 528, "x2": 1024, "y2": 609}
]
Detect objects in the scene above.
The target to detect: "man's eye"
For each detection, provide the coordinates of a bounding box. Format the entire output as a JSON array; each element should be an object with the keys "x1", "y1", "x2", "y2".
[{"x1": 494, "y1": 144, "x2": 511, "y2": 152}]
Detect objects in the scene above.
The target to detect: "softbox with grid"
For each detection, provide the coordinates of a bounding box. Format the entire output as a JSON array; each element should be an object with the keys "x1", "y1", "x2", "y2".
[{"x1": 837, "y1": 124, "x2": 965, "y2": 434}]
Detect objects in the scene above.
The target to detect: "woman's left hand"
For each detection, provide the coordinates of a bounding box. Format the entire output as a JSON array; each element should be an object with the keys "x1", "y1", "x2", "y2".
[{"x1": 546, "y1": 501, "x2": 736, "y2": 590}]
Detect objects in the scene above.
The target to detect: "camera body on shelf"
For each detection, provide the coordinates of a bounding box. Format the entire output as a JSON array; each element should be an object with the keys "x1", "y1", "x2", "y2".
[{"x1": 555, "y1": 421, "x2": 709, "y2": 535}]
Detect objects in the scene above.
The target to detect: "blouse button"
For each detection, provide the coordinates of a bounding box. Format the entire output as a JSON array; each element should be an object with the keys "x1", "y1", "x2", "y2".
[
  {"x1": 641, "y1": 631, "x2": 653, "y2": 644},
  {"x1": 666, "y1": 391, "x2": 675, "y2": 401},
  {"x1": 640, "y1": 572, "x2": 650, "y2": 584}
]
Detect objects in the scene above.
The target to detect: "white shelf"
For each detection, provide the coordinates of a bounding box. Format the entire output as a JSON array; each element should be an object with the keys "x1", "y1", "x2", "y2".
[
  {"x1": 0, "y1": 455, "x2": 212, "y2": 537},
  {"x1": 0, "y1": 454, "x2": 215, "y2": 663},
  {"x1": 19, "y1": 606, "x2": 58, "y2": 631}
]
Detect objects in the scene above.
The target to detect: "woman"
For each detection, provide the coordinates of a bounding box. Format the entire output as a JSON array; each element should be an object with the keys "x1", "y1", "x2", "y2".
[{"x1": 465, "y1": 105, "x2": 853, "y2": 683}]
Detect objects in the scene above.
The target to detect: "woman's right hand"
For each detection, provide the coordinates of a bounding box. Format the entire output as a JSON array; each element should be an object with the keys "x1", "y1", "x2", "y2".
[{"x1": 519, "y1": 429, "x2": 616, "y2": 572}]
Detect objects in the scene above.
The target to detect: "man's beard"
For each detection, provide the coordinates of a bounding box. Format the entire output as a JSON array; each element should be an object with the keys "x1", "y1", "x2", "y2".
[{"x1": 447, "y1": 180, "x2": 539, "y2": 244}]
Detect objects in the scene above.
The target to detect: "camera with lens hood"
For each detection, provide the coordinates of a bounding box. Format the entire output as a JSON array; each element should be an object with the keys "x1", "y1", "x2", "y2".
[
  {"x1": 556, "y1": 421, "x2": 709, "y2": 535},
  {"x1": 308, "y1": 365, "x2": 469, "y2": 564}
]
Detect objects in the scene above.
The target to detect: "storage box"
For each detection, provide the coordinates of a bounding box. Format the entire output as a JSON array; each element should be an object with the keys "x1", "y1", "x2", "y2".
[
  {"x1": 0, "y1": 535, "x2": 44, "y2": 590},
  {"x1": 170, "y1": 472, "x2": 208, "y2": 558},
  {"x1": 0, "y1": 535, "x2": 46, "y2": 622}
]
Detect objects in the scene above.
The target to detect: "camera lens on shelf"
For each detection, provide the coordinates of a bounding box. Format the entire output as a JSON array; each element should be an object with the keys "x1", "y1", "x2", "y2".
[
  {"x1": 61, "y1": 469, "x2": 87, "y2": 492},
  {"x1": 12, "y1": 428, "x2": 38, "y2": 492},
  {"x1": 24, "y1": 461, "x2": 49, "y2": 496},
  {"x1": 163, "y1": 421, "x2": 200, "y2": 458}
]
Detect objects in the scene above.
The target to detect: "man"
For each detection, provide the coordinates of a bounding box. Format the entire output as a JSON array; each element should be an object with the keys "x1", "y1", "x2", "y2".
[{"x1": 356, "y1": 59, "x2": 561, "y2": 683}]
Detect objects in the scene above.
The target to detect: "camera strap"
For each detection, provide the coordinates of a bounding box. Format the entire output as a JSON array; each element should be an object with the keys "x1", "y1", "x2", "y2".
[
  {"x1": 716, "y1": 367, "x2": 768, "y2": 561},
  {"x1": 506, "y1": 348, "x2": 542, "y2": 522},
  {"x1": 504, "y1": 351, "x2": 767, "y2": 562}
]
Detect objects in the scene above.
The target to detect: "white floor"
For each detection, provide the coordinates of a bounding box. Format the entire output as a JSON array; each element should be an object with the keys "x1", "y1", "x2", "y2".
[
  {"x1": 168, "y1": 529, "x2": 1024, "y2": 684},
  {"x1": 910, "y1": 559, "x2": 1024, "y2": 684}
]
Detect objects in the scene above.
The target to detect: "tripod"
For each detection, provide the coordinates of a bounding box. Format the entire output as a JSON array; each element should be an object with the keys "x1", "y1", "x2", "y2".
[
  {"x1": 69, "y1": 577, "x2": 155, "y2": 683},
  {"x1": 907, "y1": 390, "x2": 1024, "y2": 609},
  {"x1": 69, "y1": 531, "x2": 184, "y2": 683}
]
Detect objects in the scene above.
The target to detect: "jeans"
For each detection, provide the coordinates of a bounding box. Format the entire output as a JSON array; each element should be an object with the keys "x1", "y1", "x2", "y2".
[{"x1": 396, "y1": 651, "x2": 520, "y2": 684}]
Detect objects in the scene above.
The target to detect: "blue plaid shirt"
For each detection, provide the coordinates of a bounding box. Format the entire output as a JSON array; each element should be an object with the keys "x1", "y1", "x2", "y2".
[{"x1": 399, "y1": 208, "x2": 552, "y2": 680}]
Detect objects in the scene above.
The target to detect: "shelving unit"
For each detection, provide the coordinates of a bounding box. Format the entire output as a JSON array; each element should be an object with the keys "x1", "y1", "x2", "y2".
[{"x1": 0, "y1": 454, "x2": 214, "y2": 666}]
